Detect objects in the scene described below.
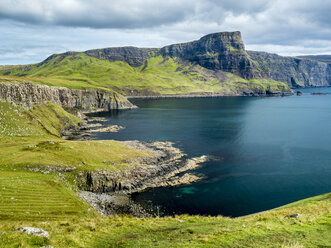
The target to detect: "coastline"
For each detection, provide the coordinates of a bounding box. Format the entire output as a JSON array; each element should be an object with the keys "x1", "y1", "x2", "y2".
[
  {"x1": 66, "y1": 114, "x2": 207, "y2": 216},
  {"x1": 126, "y1": 91, "x2": 294, "y2": 99}
]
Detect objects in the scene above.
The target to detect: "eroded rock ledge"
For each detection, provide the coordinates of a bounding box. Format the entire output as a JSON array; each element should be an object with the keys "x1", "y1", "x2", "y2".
[
  {"x1": 0, "y1": 81, "x2": 136, "y2": 110},
  {"x1": 77, "y1": 141, "x2": 206, "y2": 194},
  {"x1": 76, "y1": 141, "x2": 206, "y2": 216}
]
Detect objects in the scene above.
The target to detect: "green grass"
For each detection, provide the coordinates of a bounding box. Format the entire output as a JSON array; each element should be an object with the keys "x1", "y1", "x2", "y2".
[
  {"x1": 0, "y1": 192, "x2": 329, "y2": 247},
  {"x1": 0, "y1": 53, "x2": 291, "y2": 95},
  {"x1": 0, "y1": 102, "x2": 153, "y2": 171},
  {"x1": 0, "y1": 170, "x2": 92, "y2": 221}
]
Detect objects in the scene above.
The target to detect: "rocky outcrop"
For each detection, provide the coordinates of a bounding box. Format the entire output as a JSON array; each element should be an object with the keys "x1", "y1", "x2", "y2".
[
  {"x1": 161, "y1": 31, "x2": 255, "y2": 79},
  {"x1": 85, "y1": 47, "x2": 159, "y2": 67},
  {"x1": 248, "y1": 51, "x2": 331, "y2": 87},
  {"x1": 77, "y1": 141, "x2": 206, "y2": 194},
  {"x1": 0, "y1": 81, "x2": 136, "y2": 110}
]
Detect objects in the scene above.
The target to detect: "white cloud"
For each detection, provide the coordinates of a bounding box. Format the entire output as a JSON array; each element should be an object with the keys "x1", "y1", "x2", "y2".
[{"x1": 0, "y1": 0, "x2": 330, "y2": 64}]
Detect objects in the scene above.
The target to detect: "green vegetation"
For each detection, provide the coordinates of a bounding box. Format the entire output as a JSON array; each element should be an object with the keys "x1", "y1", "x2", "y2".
[
  {"x1": 0, "y1": 102, "x2": 152, "y2": 171},
  {"x1": 0, "y1": 184, "x2": 330, "y2": 247},
  {"x1": 0, "y1": 53, "x2": 290, "y2": 95},
  {"x1": 0, "y1": 170, "x2": 92, "y2": 221}
]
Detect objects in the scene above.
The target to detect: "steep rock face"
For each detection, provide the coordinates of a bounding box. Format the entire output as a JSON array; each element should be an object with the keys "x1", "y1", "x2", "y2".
[
  {"x1": 161, "y1": 31, "x2": 255, "y2": 79},
  {"x1": 85, "y1": 47, "x2": 159, "y2": 67},
  {"x1": 248, "y1": 51, "x2": 331, "y2": 87},
  {"x1": 0, "y1": 82, "x2": 135, "y2": 110}
]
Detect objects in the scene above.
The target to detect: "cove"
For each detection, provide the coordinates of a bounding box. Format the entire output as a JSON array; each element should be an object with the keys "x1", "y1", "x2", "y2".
[{"x1": 88, "y1": 87, "x2": 331, "y2": 217}]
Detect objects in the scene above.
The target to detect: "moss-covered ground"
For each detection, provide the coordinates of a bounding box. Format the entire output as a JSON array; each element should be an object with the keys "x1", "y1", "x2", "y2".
[
  {"x1": 0, "y1": 53, "x2": 290, "y2": 96},
  {"x1": 0, "y1": 102, "x2": 329, "y2": 247}
]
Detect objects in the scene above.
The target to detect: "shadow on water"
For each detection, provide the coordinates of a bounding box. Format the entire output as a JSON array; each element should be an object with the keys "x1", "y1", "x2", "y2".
[{"x1": 88, "y1": 93, "x2": 331, "y2": 217}]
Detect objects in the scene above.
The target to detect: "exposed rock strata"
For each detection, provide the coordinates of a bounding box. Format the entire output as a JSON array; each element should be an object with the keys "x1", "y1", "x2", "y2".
[
  {"x1": 77, "y1": 141, "x2": 206, "y2": 194},
  {"x1": 248, "y1": 51, "x2": 331, "y2": 87},
  {"x1": 0, "y1": 81, "x2": 136, "y2": 110}
]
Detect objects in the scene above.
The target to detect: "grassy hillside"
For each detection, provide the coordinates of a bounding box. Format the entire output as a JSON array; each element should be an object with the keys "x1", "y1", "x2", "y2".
[
  {"x1": 0, "y1": 181, "x2": 329, "y2": 247},
  {"x1": 0, "y1": 102, "x2": 153, "y2": 171},
  {"x1": 0, "y1": 53, "x2": 290, "y2": 96}
]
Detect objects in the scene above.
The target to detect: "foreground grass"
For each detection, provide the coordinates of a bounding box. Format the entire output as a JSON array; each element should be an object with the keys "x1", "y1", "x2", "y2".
[
  {"x1": 0, "y1": 190, "x2": 330, "y2": 247},
  {"x1": 0, "y1": 53, "x2": 290, "y2": 95}
]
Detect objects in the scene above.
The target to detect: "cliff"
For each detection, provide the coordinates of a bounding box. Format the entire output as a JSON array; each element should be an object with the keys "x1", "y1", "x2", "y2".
[
  {"x1": 0, "y1": 81, "x2": 135, "y2": 110},
  {"x1": 248, "y1": 51, "x2": 331, "y2": 87},
  {"x1": 85, "y1": 47, "x2": 159, "y2": 67},
  {"x1": 160, "y1": 31, "x2": 254, "y2": 79}
]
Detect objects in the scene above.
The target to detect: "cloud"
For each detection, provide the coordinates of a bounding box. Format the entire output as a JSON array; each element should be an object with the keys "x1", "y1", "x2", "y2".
[
  {"x1": 0, "y1": 0, "x2": 330, "y2": 64},
  {"x1": 0, "y1": 0, "x2": 196, "y2": 28}
]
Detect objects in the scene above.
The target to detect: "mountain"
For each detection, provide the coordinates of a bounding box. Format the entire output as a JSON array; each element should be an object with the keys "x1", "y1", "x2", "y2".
[{"x1": 1, "y1": 31, "x2": 330, "y2": 97}]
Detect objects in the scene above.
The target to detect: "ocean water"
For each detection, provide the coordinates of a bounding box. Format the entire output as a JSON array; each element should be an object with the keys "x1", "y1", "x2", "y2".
[{"x1": 88, "y1": 87, "x2": 331, "y2": 217}]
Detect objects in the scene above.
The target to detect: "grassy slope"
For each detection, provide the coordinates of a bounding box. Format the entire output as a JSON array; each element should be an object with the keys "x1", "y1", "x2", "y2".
[
  {"x1": 0, "y1": 53, "x2": 290, "y2": 95},
  {"x1": 0, "y1": 189, "x2": 329, "y2": 247},
  {"x1": 0, "y1": 102, "x2": 152, "y2": 171}
]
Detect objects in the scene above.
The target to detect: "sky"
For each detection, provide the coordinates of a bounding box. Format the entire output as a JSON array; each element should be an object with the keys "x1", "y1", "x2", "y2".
[{"x1": 0, "y1": 0, "x2": 331, "y2": 65}]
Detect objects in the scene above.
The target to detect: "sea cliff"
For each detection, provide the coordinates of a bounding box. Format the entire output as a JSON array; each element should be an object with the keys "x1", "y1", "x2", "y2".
[{"x1": 0, "y1": 81, "x2": 135, "y2": 110}]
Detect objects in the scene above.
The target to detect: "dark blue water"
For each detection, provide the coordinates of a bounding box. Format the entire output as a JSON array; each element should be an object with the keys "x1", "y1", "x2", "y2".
[{"x1": 89, "y1": 88, "x2": 331, "y2": 217}]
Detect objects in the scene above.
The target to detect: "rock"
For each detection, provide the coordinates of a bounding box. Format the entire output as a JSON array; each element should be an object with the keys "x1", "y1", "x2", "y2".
[
  {"x1": 248, "y1": 51, "x2": 331, "y2": 87},
  {"x1": 77, "y1": 141, "x2": 207, "y2": 194},
  {"x1": 16, "y1": 227, "x2": 49, "y2": 238},
  {"x1": 161, "y1": 31, "x2": 255, "y2": 79},
  {"x1": 296, "y1": 91, "x2": 303, "y2": 96},
  {"x1": 0, "y1": 81, "x2": 136, "y2": 110},
  {"x1": 89, "y1": 125, "x2": 124, "y2": 133},
  {"x1": 286, "y1": 213, "x2": 301, "y2": 218},
  {"x1": 79, "y1": 191, "x2": 149, "y2": 217}
]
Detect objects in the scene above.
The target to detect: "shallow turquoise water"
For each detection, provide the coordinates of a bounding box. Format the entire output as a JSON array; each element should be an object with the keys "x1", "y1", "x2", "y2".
[{"x1": 89, "y1": 88, "x2": 331, "y2": 217}]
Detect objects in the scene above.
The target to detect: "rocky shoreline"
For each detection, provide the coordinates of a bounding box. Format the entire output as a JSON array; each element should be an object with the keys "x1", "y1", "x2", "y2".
[
  {"x1": 76, "y1": 140, "x2": 207, "y2": 216},
  {"x1": 63, "y1": 114, "x2": 207, "y2": 216},
  {"x1": 126, "y1": 91, "x2": 294, "y2": 99}
]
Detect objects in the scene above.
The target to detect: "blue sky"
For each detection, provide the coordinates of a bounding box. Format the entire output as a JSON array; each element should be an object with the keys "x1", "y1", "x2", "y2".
[{"x1": 0, "y1": 0, "x2": 330, "y2": 64}]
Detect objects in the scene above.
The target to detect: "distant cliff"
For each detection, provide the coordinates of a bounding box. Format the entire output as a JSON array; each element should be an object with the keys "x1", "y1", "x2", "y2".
[
  {"x1": 160, "y1": 32, "x2": 254, "y2": 79},
  {"x1": 0, "y1": 81, "x2": 135, "y2": 110},
  {"x1": 248, "y1": 51, "x2": 331, "y2": 87}
]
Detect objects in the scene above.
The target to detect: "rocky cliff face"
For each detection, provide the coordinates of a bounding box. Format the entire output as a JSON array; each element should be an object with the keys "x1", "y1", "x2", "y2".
[
  {"x1": 160, "y1": 32, "x2": 255, "y2": 79},
  {"x1": 85, "y1": 47, "x2": 159, "y2": 67},
  {"x1": 0, "y1": 81, "x2": 135, "y2": 110},
  {"x1": 248, "y1": 51, "x2": 331, "y2": 87}
]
